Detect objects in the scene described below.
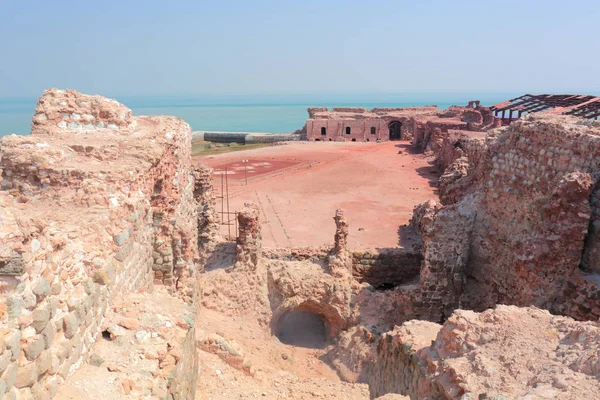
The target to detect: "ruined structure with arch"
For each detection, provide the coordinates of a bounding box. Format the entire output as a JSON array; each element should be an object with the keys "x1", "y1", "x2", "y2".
[{"x1": 304, "y1": 103, "x2": 500, "y2": 143}]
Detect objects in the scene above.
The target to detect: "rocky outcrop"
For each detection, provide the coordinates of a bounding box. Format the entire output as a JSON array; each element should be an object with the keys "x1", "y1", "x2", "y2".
[{"x1": 368, "y1": 305, "x2": 600, "y2": 400}]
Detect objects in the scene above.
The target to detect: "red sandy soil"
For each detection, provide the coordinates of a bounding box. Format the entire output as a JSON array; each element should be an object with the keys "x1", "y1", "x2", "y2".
[{"x1": 195, "y1": 141, "x2": 439, "y2": 249}]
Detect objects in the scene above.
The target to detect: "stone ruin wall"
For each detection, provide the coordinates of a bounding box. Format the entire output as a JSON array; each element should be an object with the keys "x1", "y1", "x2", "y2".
[
  {"x1": 351, "y1": 249, "x2": 422, "y2": 289},
  {"x1": 461, "y1": 115, "x2": 600, "y2": 318},
  {"x1": 434, "y1": 130, "x2": 495, "y2": 206},
  {"x1": 31, "y1": 89, "x2": 136, "y2": 134},
  {"x1": 367, "y1": 305, "x2": 600, "y2": 400},
  {"x1": 5, "y1": 91, "x2": 599, "y2": 399},
  {"x1": 305, "y1": 103, "x2": 501, "y2": 144},
  {"x1": 412, "y1": 105, "x2": 501, "y2": 153},
  {"x1": 585, "y1": 180, "x2": 600, "y2": 273},
  {"x1": 305, "y1": 118, "x2": 390, "y2": 142},
  {"x1": 0, "y1": 89, "x2": 218, "y2": 399},
  {"x1": 366, "y1": 320, "x2": 441, "y2": 399},
  {"x1": 406, "y1": 114, "x2": 600, "y2": 322},
  {"x1": 361, "y1": 114, "x2": 600, "y2": 398}
]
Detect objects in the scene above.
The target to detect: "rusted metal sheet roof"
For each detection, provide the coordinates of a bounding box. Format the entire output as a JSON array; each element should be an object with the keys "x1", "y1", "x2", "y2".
[{"x1": 490, "y1": 94, "x2": 600, "y2": 121}]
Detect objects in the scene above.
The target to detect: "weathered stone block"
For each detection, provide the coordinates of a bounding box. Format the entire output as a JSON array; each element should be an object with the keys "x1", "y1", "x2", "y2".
[
  {"x1": 14, "y1": 361, "x2": 37, "y2": 389},
  {"x1": 0, "y1": 253, "x2": 24, "y2": 276},
  {"x1": 31, "y1": 306, "x2": 50, "y2": 334},
  {"x1": 113, "y1": 230, "x2": 130, "y2": 246},
  {"x1": 31, "y1": 278, "x2": 50, "y2": 303},
  {"x1": 62, "y1": 314, "x2": 79, "y2": 339},
  {"x1": 0, "y1": 351, "x2": 10, "y2": 375},
  {"x1": 23, "y1": 335, "x2": 45, "y2": 361}
]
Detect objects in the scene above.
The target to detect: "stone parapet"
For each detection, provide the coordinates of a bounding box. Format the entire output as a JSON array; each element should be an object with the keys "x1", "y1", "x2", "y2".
[{"x1": 0, "y1": 89, "x2": 203, "y2": 399}]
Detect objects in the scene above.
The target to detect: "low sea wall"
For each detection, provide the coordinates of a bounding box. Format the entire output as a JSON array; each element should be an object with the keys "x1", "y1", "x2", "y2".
[{"x1": 193, "y1": 131, "x2": 301, "y2": 144}]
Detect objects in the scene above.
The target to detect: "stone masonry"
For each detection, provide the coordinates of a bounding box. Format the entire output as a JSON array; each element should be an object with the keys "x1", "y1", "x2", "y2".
[
  {"x1": 409, "y1": 114, "x2": 600, "y2": 322},
  {"x1": 0, "y1": 89, "x2": 213, "y2": 399}
]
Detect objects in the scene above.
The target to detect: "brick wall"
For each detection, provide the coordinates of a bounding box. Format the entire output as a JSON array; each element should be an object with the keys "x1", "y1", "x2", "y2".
[{"x1": 351, "y1": 249, "x2": 422, "y2": 289}]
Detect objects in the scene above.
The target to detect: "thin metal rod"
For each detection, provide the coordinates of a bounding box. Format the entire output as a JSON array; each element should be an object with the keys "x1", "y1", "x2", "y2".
[
  {"x1": 226, "y1": 167, "x2": 231, "y2": 239},
  {"x1": 220, "y1": 172, "x2": 224, "y2": 228}
]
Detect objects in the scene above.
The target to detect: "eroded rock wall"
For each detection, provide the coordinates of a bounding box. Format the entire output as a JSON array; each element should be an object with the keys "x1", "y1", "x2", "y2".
[
  {"x1": 412, "y1": 114, "x2": 600, "y2": 321},
  {"x1": 0, "y1": 89, "x2": 205, "y2": 399},
  {"x1": 465, "y1": 115, "x2": 600, "y2": 315},
  {"x1": 368, "y1": 306, "x2": 600, "y2": 400},
  {"x1": 31, "y1": 89, "x2": 135, "y2": 134}
]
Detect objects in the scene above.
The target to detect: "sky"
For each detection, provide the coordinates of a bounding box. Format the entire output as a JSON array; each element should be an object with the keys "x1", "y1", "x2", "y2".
[{"x1": 1, "y1": 0, "x2": 599, "y2": 97}]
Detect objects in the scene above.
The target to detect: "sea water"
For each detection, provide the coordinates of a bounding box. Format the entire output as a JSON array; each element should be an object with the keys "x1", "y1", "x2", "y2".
[{"x1": 0, "y1": 92, "x2": 520, "y2": 137}]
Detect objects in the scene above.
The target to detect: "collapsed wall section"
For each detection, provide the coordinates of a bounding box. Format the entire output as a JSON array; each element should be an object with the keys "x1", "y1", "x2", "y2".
[
  {"x1": 412, "y1": 105, "x2": 501, "y2": 153},
  {"x1": 465, "y1": 115, "x2": 600, "y2": 315},
  {"x1": 0, "y1": 89, "x2": 202, "y2": 399},
  {"x1": 351, "y1": 249, "x2": 422, "y2": 289},
  {"x1": 367, "y1": 306, "x2": 600, "y2": 400},
  {"x1": 410, "y1": 114, "x2": 600, "y2": 321},
  {"x1": 582, "y1": 180, "x2": 600, "y2": 274}
]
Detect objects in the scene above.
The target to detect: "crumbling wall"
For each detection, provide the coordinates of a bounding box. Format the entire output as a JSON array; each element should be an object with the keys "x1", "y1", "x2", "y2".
[
  {"x1": 435, "y1": 130, "x2": 493, "y2": 205},
  {"x1": 31, "y1": 89, "x2": 135, "y2": 134},
  {"x1": 411, "y1": 114, "x2": 600, "y2": 321},
  {"x1": 464, "y1": 115, "x2": 600, "y2": 315},
  {"x1": 582, "y1": 181, "x2": 600, "y2": 274},
  {"x1": 367, "y1": 306, "x2": 600, "y2": 400},
  {"x1": 413, "y1": 118, "x2": 468, "y2": 153},
  {"x1": 149, "y1": 123, "x2": 198, "y2": 293},
  {"x1": 0, "y1": 89, "x2": 202, "y2": 399},
  {"x1": 192, "y1": 164, "x2": 220, "y2": 262},
  {"x1": 366, "y1": 320, "x2": 441, "y2": 399},
  {"x1": 351, "y1": 249, "x2": 422, "y2": 289},
  {"x1": 268, "y1": 210, "x2": 355, "y2": 338},
  {"x1": 417, "y1": 202, "x2": 476, "y2": 322},
  {"x1": 412, "y1": 105, "x2": 500, "y2": 153},
  {"x1": 235, "y1": 203, "x2": 262, "y2": 269}
]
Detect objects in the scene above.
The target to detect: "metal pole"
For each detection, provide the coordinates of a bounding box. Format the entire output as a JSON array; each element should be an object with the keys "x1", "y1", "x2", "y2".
[
  {"x1": 245, "y1": 161, "x2": 248, "y2": 186},
  {"x1": 220, "y1": 172, "x2": 224, "y2": 232},
  {"x1": 226, "y1": 167, "x2": 231, "y2": 239}
]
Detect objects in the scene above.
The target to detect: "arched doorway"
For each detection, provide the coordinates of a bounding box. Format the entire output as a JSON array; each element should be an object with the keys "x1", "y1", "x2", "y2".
[
  {"x1": 275, "y1": 310, "x2": 327, "y2": 348},
  {"x1": 389, "y1": 121, "x2": 402, "y2": 140}
]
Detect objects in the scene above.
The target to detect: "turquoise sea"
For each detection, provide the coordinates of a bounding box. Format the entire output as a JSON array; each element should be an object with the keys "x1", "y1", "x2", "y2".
[{"x1": 0, "y1": 93, "x2": 521, "y2": 137}]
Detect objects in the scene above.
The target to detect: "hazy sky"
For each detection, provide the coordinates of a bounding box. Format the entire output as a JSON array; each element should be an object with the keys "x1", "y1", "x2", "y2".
[{"x1": 1, "y1": 0, "x2": 599, "y2": 97}]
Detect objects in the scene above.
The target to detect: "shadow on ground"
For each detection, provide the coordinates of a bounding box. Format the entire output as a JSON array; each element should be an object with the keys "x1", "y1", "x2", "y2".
[{"x1": 204, "y1": 242, "x2": 236, "y2": 271}]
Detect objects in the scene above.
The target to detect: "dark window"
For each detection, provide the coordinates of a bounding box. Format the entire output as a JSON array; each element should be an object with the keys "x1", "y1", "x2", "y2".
[
  {"x1": 321, "y1": 127, "x2": 326, "y2": 136},
  {"x1": 371, "y1": 127, "x2": 376, "y2": 135},
  {"x1": 345, "y1": 127, "x2": 351, "y2": 135},
  {"x1": 351, "y1": 138, "x2": 356, "y2": 142}
]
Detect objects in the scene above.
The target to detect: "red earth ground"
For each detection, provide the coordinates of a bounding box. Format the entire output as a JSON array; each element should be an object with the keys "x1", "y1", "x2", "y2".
[{"x1": 195, "y1": 141, "x2": 439, "y2": 249}]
